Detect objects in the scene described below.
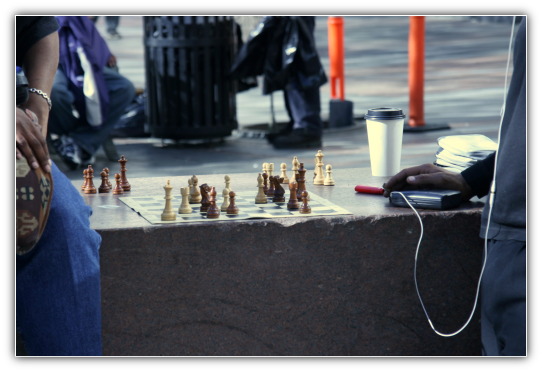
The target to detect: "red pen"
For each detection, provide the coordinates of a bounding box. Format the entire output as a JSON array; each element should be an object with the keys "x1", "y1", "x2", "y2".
[{"x1": 354, "y1": 185, "x2": 385, "y2": 195}]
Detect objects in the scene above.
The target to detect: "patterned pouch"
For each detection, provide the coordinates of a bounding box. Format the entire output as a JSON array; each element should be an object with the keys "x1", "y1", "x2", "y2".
[{"x1": 16, "y1": 158, "x2": 53, "y2": 255}]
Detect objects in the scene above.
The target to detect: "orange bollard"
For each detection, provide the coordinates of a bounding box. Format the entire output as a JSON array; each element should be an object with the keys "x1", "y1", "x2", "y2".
[
  {"x1": 408, "y1": 16, "x2": 426, "y2": 127},
  {"x1": 328, "y1": 17, "x2": 345, "y2": 101}
]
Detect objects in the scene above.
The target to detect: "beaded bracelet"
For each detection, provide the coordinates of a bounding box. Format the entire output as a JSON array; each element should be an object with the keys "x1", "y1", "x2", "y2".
[{"x1": 28, "y1": 88, "x2": 52, "y2": 111}]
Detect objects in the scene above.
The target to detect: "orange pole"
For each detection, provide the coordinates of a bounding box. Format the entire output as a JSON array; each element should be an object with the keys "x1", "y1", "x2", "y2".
[
  {"x1": 408, "y1": 16, "x2": 426, "y2": 127},
  {"x1": 328, "y1": 17, "x2": 345, "y2": 100}
]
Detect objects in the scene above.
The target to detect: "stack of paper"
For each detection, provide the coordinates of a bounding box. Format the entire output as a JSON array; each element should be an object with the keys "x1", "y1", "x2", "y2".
[{"x1": 434, "y1": 134, "x2": 498, "y2": 172}]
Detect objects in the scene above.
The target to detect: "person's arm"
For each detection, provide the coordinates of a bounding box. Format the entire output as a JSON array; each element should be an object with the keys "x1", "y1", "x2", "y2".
[
  {"x1": 20, "y1": 31, "x2": 59, "y2": 136},
  {"x1": 382, "y1": 163, "x2": 474, "y2": 201}
]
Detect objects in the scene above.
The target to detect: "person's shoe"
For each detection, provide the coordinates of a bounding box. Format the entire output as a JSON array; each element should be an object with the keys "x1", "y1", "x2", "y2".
[
  {"x1": 49, "y1": 134, "x2": 82, "y2": 170},
  {"x1": 107, "y1": 31, "x2": 122, "y2": 40},
  {"x1": 272, "y1": 129, "x2": 322, "y2": 149},
  {"x1": 266, "y1": 122, "x2": 293, "y2": 144}
]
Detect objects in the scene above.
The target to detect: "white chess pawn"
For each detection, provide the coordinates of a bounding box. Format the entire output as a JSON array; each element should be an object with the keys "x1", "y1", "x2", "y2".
[
  {"x1": 179, "y1": 186, "x2": 193, "y2": 214},
  {"x1": 221, "y1": 187, "x2": 230, "y2": 211},
  {"x1": 280, "y1": 163, "x2": 289, "y2": 184},
  {"x1": 324, "y1": 164, "x2": 335, "y2": 186}
]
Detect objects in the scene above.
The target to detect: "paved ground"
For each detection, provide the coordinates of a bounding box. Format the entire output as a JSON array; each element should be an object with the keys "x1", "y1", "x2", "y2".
[{"x1": 56, "y1": 15, "x2": 517, "y2": 181}]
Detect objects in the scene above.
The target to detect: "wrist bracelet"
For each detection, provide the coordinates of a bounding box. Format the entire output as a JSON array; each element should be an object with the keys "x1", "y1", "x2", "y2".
[{"x1": 28, "y1": 88, "x2": 52, "y2": 111}]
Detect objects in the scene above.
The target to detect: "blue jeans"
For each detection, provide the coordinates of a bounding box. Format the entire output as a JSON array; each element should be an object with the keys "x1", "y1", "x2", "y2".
[
  {"x1": 49, "y1": 66, "x2": 136, "y2": 156},
  {"x1": 16, "y1": 162, "x2": 102, "y2": 356},
  {"x1": 481, "y1": 239, "x2": 526, "y2": 356}
]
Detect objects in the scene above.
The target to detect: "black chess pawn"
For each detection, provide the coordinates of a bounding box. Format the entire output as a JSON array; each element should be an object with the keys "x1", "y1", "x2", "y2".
[
  {"x1": 98, "y1": 169, "x2": 111, "y2": 193},
  {"x1": 299, "y1": 190, "x2": 311, "y2": 214},
  {"x1": 206, "y1": 186, "x2": 220, "y2": 219},
  {"x1": 226, "y1": 191, "x2": 239, "y2": 215}
]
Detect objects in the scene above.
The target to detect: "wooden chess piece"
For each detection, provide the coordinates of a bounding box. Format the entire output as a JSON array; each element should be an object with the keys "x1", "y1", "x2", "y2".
[
  {"x1": 268, "y1": 162, "x2": 274, "y2": 177},
  {"x1": 190, "y1": 175, "x2": 202, "y2": 203},
  {"x1": 98, "y1": 169, "x2": 111, "y2": 193},
  {"x1": 104, "y1": 167, "x2": 112, "y2": 189},
  {"x1": 81, "y1": 168, "x2": 89, "y2": 191},
  {"x1": 221, "y1": 187, "x2": 230, "y2": 211},
  {"x1": 161, "y1": 180, "x2": 176, "y2": 221},
  {"x1": 266, "y1": 172, "x2": 275, "y2": 197},
  {"x1": 272, "y1": 176, "x2": 285, "y2": 203},
  {"x1": 280, "y1": 163, "x2": 289, "y2": 184},
  {"x1": 296, "y1": 163, "x2": 308, "y2": 201},
  {"x1": 313, "y1": 150, "x2": 325, "y2": 185},
  {"x1": 118, "y1": 155, "x2": 131, "y2": 191},
  {"x1": 299, "y1": 190, "x2": 312, "y2": 214},
  {"x1": 178, "y1": 186, "x2": 193, "y2": 214},
  {"x1": 199, "y1": 184, "x2": 211, "y2": 212},
  {"x1": 84, "y1": 165, "x2": 97, "y2": 194},
  {"x1": 255, "y1": 173, "x2": 268, "y2": 204},
  {"x1": 291, "y1": 156, "x2": 300, "y2": 184},
  {"x1": 112, "y1": 173, "x2": 124, "y2": 195},
  {"x1": 262, "y1": 172, "x2": 269, "y2": 195},
  {"x1": 206, "y1": 186, "x2": 220, "y2": 219},
  {"x1": 226, "y1": 191, "x2": 239, "y2": 215},
  {"x1": 324, "y1": 164, "x2": 336, "y2": 186},
  {"x1": 287, "y1": 181, "x2": 299, "y2": 210}
]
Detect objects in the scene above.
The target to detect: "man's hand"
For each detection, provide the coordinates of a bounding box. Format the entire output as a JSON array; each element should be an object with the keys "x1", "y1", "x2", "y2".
[
  {"x1": 382, "y1": 163, "x2": 474, "y2": 201},
  {"x1": 16, "y1": 107, "x2": 51, "y2": 173}
]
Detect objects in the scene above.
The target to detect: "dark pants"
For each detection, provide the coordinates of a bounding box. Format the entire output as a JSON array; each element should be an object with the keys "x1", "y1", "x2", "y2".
[{"x1": 481, "y1": 239, "x2": 526, "y2": 356}]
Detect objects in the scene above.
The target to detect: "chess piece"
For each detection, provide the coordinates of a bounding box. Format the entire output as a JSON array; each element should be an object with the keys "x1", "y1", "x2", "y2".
[
  {"x1": 112, "y1": 173, "x2": 124, "y2": 195},
  {"x1": 255, "y1": 173, "x2": 268, "y2": 204},
  {"x1": 190, "y1": 175, "x2": 202, "y2": 203},
  {"x1": 313, "y1": 150, "x2": 325, "y2": 185},
  {"x1": 272, "y1": 176, "x2": 285, "y2": 203},
  {"x1": 226, "y1": 191, "x2": 239, "y2": 215},
  {"x1": 98, "y1": 169, "x2": 111, "y2": 193},
  {"x1": 118, "y1": 155, "x2": 131, "y2": 191},
  {"x1": 324, "y1": 164, "x2": 336, "y2": 186},
  {"x1": 104, "y1": 167, "x2": 112, "y2": 189},
  {"x1": 296, "y1": 163, "x2": 308, "y2": 201},
  {"x1": 224, "y1": 175, "x2": 231, "y2": 193},
  {"x1": 262, "y1": 172, "x2": 269, "y2": 195},
  {"x1": 161, "y1": 180, "x2": 176, "y2": 221},
  {"x1": 266, "y1": 171, "x2": 275, "y2": 197},
  {"x1": 221, "y1": 187, "x2": 230, "y2": 211},
  {"x1": 291, "y1": 156, "x2": 300, "y2": 183},
  {"x1": 199, "y1": 183, "x2": 211, "y2": 212},
  {"x1": 287, "y1": 181, "x2": 299, "y2": 210},
  {"x1": 178, "y1": 186, "x2": 193, "y2": 214},
  {"x1": 206, "y1": 186, "x2": 220, "y2": 219},
  {"x1": 299, "y1": 190, "x2": 311, "y2": 214},
  {"x1": 280, "y1": 163, "x2": 289, "y2": 184},
  {"x1": 81, "y1": 168, "x2": 89, "y2": 191},
  {"x1": 268, "y1": 163, "x2": 274, "y2": 177},
  {"x1": 262, "y1": 162, "x2": 269, "y2": 175},
  {"x1": 84, "y1": 165, "x2": 97, "y2": 194}
]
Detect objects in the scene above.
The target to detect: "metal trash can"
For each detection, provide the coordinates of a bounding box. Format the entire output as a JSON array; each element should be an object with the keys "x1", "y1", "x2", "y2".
[{"x1": 143, "y1": 16, "x2": 238, "y2": 140}]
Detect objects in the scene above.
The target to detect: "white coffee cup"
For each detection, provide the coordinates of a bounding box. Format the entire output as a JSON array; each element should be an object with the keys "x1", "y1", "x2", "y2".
[{"x1": 365, "y1": 108, "x2": 405, "y2": 177}]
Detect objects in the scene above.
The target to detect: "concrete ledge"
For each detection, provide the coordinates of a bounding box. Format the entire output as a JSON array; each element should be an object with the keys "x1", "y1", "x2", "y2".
[{"x1": 79, "y1": 168, "x2": 484, "y2": 355}]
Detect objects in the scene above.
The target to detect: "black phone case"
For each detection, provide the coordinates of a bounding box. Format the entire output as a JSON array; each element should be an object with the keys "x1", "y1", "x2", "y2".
[{"x1": 389, "y1": 190, "x2": 462, "y2": 210}]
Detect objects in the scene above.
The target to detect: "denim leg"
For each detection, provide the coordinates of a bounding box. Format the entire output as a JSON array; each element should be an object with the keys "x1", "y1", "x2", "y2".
[
  {"x1": 49, "y1": 70, "x2": 81, "y2": 136},
  {"x1": 284, "y1": 85, "x2": 323, "y2": 136},
  {"x1": 481, "y1": 239, "x2": 526, "y2": 356},
  {"x1": 16, "y1": 162, "x2": 102, "y2": 356},
  {"x1": 105, "y1": 16, "x2": 120, "y2": 34},
  {"x1": 70, "y1": 67, "x2": 135, "y2": 155}
]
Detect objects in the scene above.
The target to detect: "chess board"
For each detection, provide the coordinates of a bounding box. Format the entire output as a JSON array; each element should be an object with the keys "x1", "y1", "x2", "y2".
[{"x1": 119, "y1": 190, "x2": 352, "y2": 224}]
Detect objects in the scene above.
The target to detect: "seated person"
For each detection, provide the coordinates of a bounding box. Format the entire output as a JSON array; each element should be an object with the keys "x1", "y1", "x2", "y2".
[{"x1": 49, "y1": 16, "x2": 135, "y2": 169}]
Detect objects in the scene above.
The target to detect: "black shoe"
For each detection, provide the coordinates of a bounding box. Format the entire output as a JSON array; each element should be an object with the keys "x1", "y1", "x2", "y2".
[
  {"x1": 266, "y1": 122, "x2": 293, "y2": 144},
  {"x1": 272, "y1": 129, "x2": 322, "y2": 149},
  {"x1": 49, "y1": 134, "x2": 82, "y2": 170}
]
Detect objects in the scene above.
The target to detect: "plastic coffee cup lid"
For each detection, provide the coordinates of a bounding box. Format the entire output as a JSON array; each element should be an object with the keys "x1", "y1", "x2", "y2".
[{"x1": 365, "y1": 107, "x2": 405, "y2": 120}]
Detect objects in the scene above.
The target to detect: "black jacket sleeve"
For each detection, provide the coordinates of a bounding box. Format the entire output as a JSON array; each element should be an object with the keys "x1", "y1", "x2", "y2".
[{"x1": 460, "y1": 152, "x2": 495, "y2": 198}]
